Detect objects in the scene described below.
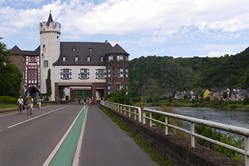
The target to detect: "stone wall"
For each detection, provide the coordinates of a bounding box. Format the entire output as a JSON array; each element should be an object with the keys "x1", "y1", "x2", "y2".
[{"x1": 103, "y1": 105, "x2": 242, "y2": 166}]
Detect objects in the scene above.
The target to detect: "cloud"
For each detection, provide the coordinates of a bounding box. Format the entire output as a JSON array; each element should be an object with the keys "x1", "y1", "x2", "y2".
[{"x1": 1, "y1": 0, "x2": 249, "y2": 58}]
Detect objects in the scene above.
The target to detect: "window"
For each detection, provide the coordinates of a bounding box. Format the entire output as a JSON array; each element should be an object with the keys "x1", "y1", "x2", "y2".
[
  {"x1": 74, "y1": 56, "x2": 79, "y2": 62},
  {"x1": 60, "y1": 69, "x2": 72, "y2": 80},
  {"x1": 27, "y1": 69, "x2": 38, "y2": 84},
  {"x1": 125, "y1": 68, "x2": 128, "y2": 78},
  {"x1": 72, "y1": 47, "x2": 76, "y2": 51},
  {"x1": 62, "y1": 56, "x2": 67, "y2": 62},
  {"x1": 107, "y1": 68, "x2": 111, "y2": 78},
  {"x1": 29, "y1": 57, "x2": 36, "y2": 63},
  {"x1": 116, "y1": 84, "x2": 123, "y2": 91},
  {"x1": 117, "y1": 55, "x2": 123, "y2": 61},
  {"x1": 44, "y1": 60, "x2": 48, "y2": 67},
  {"x1": 125, "y1": 56, "x2": 129, "y2": 61},
  {"x1": 117, "y1": 68, "x2": 124, "y2": 78},
  {"x1": 78, "y1": 68, "x2": 89, "y2": 79},
  {"x1": 107, "y1": 84, "x2": 111, "y2": 94},
  {"x1": 96, "y1": 69, "x2": 106, "y2": 79},
  {"x1": 87, "y1": 56, "x2": 91, "y2": 62},
  {"x1": 89, "y1": 48, "x2": 93, "y2": 51},
  {"x1": 100, "y1": 56, "x2": 104, "y2": 62},
  {"x1": 108, "y1": 55, "x2": 113, "y2": 61}
]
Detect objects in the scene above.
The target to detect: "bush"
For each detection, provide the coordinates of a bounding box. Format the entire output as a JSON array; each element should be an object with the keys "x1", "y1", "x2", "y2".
[{"x1": 0, "y1": 96, "x2": 17, "y2": 104}]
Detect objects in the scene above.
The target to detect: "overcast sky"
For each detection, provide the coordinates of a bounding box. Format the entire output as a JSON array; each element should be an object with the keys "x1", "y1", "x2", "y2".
[{"x1": 1, "y1": 0, "x2": 249, "y2": 59}]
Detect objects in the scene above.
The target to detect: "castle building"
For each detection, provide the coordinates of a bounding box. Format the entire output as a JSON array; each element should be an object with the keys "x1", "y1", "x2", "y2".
[{"x1": 10, "y1": 13, "x2": 129, "y2": 102}]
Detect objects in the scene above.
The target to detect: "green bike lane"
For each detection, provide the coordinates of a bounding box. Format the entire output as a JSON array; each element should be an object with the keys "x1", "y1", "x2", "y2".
[{"x1": 43, "y1": 105, "x2": 88, "y2": 166}]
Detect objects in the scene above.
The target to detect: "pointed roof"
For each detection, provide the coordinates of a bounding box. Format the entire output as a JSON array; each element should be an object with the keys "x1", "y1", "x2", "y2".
[
  {"x1": 10, "y1": 46, "x2": 40, "y2": 56},
  {"x1": 10, "y1": 45, "x2": 22, "y2": 55},
  {"x1": 109, "y1": 44, "x2": 129, "y2": 55},
  {"x1": 47, "y1": 12, "x2": 54, "y2": 25}
]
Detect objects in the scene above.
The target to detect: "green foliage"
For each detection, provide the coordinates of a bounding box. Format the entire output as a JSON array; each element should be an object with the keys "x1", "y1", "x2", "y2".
[
  {"x1": 0, "y1": 96, "x2": 17, "y2": 104},
  {"x1": 129, "y1": 47, "x2": 249, "y2": 98},
  {"x1": 46, "y1": 68, "x2": 51, "y2": 98},
  {"x1": 107, "y1": 88, "x2": 130, "y2": 105},
  {"x1": 243, "y1": 95, "x2": 249, "y2": 105},
  {"x1": 0, "y1": 38, "x2": 21, "y2": 97},
  {"x1": 196, "y1": 125, "x2": 244, "y2": 163}
]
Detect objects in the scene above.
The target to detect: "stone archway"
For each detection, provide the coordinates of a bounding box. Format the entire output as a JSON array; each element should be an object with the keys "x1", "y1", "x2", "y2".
[{"x1": 25, "y1": 86, "x2": 40, "y2": 98}]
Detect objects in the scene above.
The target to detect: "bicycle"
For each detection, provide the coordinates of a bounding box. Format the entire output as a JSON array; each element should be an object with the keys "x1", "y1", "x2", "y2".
[
  {"x1": 17, "y1": 104, "x2": 23, "y2": 114},
  {"x1": 27, "y1": 104, "x2": 32, "y2": 116}
]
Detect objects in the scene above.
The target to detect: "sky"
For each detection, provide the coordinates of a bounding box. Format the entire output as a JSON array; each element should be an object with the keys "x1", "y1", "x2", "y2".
[{"x1": 1, "y1": 0, "x2": 249, "y2": 60}]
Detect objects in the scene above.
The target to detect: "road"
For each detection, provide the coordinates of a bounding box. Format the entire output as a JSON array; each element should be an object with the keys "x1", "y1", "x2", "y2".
[
  {"x1": 0, "y1": 104, "x2": 158, "y2": 166},
  {"x1": 0, "y1": 104, "x2": 82, "y2": 166}
]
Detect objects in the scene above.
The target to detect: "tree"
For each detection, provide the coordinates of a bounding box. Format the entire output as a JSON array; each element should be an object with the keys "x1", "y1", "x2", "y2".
[
  {"x1": 46, "y1": 68, "x2": 52, "y2": 98},
  {"x1": 0, "y1": 38, "x2": 21, "y2": 96},
  {"x1": 107, "y1": 88, "x2": 130, "y2": 105}
]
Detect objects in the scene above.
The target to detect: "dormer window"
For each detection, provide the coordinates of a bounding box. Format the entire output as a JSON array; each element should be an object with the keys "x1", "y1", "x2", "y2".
[
  {"x1": 72, "y1": 48, "x2": 76, "y2": 52},
  {"x1": 62, "y1": 56, "x2": 67, "y2": 62},
  {"x1": 87, "y1": 56, "x2": 91, "y2": 62},
  {"x1": 100, "y1": 56, "x2": 104, "y2": 62},
  {"x1": 75, "y1": 56, "x2": 79, "y2": 62},
  {"x1": 89, "y1": 48, "x2": 93, "y2": 51}
]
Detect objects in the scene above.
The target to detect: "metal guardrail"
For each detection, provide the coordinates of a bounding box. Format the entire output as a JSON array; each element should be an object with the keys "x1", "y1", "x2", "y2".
[
  {"x1": 101, "y1": 101, "x2": 142, "y2": 122},
  {"x1": 101, "y1": 101, "x2": 249, "y2": 166}
]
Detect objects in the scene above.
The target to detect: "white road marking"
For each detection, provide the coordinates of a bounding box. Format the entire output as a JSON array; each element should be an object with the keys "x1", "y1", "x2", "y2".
[
  {"x1": 43, "y1": 105, "x2": 85, "y2": 166},
  {"x1": 72, "y1": 105, "x2": 88, "y2": 166},
  {"x1": 0, "y1": 112, "x2": 16, "y2": 118},
  {"x1": 7, "y1": 106, "x2": 70, "y2": 129}
]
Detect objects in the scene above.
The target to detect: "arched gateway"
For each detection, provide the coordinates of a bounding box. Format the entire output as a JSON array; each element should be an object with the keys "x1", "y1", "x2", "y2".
[{"x1": 25, "y1": 86, "x2": 40, "y2": 98}]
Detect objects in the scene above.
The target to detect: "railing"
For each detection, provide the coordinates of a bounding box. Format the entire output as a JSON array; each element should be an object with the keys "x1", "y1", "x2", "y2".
[
  {"x1": 101, "y1": 101, "x2": 249, "y2": 166},
  {"x1": 101, "y1": 101, "x2": 142, "y2": 122}
]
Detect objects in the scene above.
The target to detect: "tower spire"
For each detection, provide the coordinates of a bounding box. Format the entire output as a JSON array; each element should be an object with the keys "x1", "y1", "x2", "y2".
[{"x1": 47, "y1": 11, "x2": 54, "y2": 25}]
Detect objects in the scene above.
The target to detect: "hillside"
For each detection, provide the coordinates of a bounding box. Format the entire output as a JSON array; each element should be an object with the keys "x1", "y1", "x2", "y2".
[{"x1": 129, "y1": 46, "x2": 249, "y2": 98}]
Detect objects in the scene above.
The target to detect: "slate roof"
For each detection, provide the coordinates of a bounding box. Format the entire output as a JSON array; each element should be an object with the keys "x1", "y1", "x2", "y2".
[
  {"x1": 53, "y1": 42, "x2": 129, "y2": 66},
  {"x1": 47, "y1": 12, "x2": 54, "y2": 26},
  {"x1": 11, "y1": 45, "x2": 40, "y2": 56},
  {"x1": 109, "y1": 44, "x2": 129, "y2": 55}
]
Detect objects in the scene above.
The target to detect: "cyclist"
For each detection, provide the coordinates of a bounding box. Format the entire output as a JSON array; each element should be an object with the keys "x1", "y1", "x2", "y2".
[
  {"x1": 26, "y1": 96, "x2": 33, "y2": 115},
  {"x1": 16, "y1": 96, "x2": 23, "y2": 114},
  {"x1": 37, "y1": 97, "x2": 41, "y2": 110}
]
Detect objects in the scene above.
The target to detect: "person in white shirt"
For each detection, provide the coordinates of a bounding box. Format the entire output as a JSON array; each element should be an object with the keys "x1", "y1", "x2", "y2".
[{"x1": 17, "y1": 96, "x2": 23, "y2": 114}]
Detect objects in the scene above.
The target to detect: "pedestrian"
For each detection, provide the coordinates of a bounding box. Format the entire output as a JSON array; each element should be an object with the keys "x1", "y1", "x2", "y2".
[
  {"x1": 17, "y1": 96, "x2": 23, "y2": 114},
  {"x1": 37, "y1": 97, "x2": 41, "y2": 110},
  {"x1": 27, "y1": 96, "x2": 33, "y2": 115}
]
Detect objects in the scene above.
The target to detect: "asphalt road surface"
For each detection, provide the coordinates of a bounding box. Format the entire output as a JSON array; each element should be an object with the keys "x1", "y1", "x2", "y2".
[
  {"x1": 79, "y1": 104, "x2": 159, "y2": 166},
  {"x1": 0, "y1": 104, "x2": 159, "y2": 166}
]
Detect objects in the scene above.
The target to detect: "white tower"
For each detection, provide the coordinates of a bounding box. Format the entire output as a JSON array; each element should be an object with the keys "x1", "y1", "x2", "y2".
[{"x1": 40, "y1": 12, "x2": 61, "y2": 101}]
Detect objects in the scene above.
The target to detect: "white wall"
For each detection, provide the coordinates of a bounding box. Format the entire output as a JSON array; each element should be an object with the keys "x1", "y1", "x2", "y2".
[{"x1": 54, "y1": 66, "x2": 106, "y2": 83}]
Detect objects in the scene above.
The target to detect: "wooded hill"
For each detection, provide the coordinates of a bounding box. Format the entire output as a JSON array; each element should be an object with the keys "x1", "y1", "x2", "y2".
[{"x1": 129, "y1": 46, "x2": 249, "y2": 98}]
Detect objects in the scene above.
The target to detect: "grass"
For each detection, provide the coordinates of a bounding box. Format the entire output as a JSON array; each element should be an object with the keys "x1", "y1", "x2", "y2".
[
  {"x1": 0, "y1": 104, "x2": 18, "y2": 110},
  {"x1": 99, "y1": 105, "x2": 175, "y2": 166}
]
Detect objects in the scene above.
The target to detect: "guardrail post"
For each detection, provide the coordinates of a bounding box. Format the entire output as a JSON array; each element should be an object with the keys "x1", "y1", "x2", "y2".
[
  {"x1": 245, "y1": 136, "x2": 249, "y2": 166},
  {"x1": 149, "y1": 112, "x2": 152, "y2": 127},
  {"x1": 191, "y1": 122, "x2": 195, "y2": 147},
  {"x1": 123, "y1": 106, "x2": 126, "y2": 115},
  {"x1": 165, "y1": 117, "x2": 168, "y2": 135},
  {"x1": 142, "y1": 109, "x2": 146, "y2": 124},
  {"x1": 128, "y1": 108, "x2": 131, "y2": 117},
  {"x1": 138, "y1": 108, "x2": 142, "y2": 123}
]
